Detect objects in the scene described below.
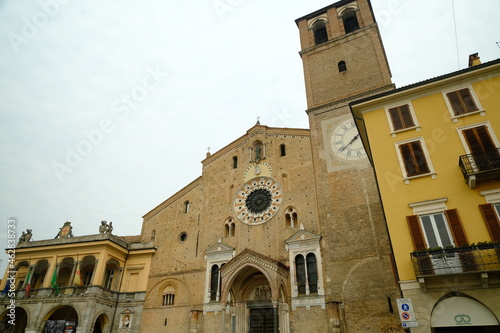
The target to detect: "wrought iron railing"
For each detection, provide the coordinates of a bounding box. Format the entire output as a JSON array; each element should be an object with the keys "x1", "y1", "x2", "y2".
[
  {"x1": 459, "y1": 149, "x2": 500, "y2": 186},
  {"x1": 411, "y1": 243, "x2": 500, "y2": 276}
]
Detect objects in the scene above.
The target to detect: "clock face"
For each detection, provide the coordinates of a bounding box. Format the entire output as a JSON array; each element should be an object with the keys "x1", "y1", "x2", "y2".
[
  {"x1": 331, "y1": 118, "x2": 367, "y2": 160},
  {"x1": 233, "y1": 177, "x2": 282, "y2": 225}
]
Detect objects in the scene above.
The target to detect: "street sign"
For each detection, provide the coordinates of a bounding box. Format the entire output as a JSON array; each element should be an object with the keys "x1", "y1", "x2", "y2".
[
  {"x1": 402, "y1": 321, "x2": 418, "y2": 328},
  {"x1": 396, "y1": 298, "x2": 418, "y2": 328}
]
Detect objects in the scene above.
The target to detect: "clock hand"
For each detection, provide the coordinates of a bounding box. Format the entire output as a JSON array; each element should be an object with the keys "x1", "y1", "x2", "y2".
[{"x1": 339, "y1": 134, "x2": 360, "y2": 152}]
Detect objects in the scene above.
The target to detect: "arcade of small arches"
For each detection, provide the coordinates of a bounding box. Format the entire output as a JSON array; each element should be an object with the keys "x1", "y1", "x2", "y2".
[{"x1": 12, "y1": 255, "x2": 123, "y2": 296}]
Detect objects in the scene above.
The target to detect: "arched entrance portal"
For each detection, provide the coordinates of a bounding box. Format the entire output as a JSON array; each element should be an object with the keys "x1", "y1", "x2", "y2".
[
  {"x1": 43, "y1": 305, "x2": 78, "y2": 333},
  {"x1": 431, "y1": 294, "x2": 499, "y2": 333},
  {"x1": 220, "y1": 249, "x2": 290, "y2": 333},
  {"x1": 0, "y1": 307, "x2": 28, "y2": 333}
]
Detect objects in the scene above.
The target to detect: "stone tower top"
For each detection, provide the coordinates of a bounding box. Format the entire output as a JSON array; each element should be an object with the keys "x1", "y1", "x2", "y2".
[{"x1": 295, "y1": 0, "x2": 393, "y2": 110}]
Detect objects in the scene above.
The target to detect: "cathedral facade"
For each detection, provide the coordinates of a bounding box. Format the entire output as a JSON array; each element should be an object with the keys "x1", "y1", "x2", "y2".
[
  {"x1": 138, "y1": 1, "x2": 403, "y2": 332},
  {"x1": 1, "y1": 1, "x2": 408, "y2": 332}
]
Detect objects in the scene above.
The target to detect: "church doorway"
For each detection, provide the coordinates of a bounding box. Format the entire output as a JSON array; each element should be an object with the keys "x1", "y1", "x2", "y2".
[
  {"x1": 219, "y1": 249, "x2": 290, "y2": 333},
  {"x1": 249, "y1": 305, "x2": 276, "y2": 333},
  {"x1": 431, "y1": 294, "x2": 499, "y2": 333}
]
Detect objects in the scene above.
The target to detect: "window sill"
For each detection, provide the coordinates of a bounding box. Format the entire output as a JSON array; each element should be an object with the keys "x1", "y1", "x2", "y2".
[
  {"x1": 391, "y1": 126, "x2": 421, "y2": 137},
  {"x1": 451, "y1": 109, "x2": 485, "y2": 122},
  {"x1": 290, "y1": 294, "x2": 326, "y2": 311},
  {"x1": 403, "y1": 172, "x2": 437, "y2": 184}
]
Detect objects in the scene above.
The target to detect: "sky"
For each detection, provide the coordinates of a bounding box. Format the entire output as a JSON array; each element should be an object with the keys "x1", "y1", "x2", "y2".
[{"x1": 0, "y1": 0, "x2": 499, "y2": 273}]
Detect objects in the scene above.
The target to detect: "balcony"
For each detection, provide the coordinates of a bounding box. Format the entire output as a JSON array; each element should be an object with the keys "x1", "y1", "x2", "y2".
[
  {"x1": 410, "y1": 243, "x2": 500, "y2": 291},
  {"x1": 459, "y1": 149, "x2": 500, "y2": 188}
]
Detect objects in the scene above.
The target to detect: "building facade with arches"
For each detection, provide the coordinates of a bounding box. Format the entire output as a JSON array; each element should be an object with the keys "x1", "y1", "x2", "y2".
[
  {"x1": 4, "y1": 1, "x2": 498, "y2": 332},
  {"x1": 0, "y1": 226, "x2": 155, "y2": 333}
]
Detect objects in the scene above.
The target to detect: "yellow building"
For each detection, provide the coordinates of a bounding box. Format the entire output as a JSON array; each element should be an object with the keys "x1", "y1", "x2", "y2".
[
  {"x1": 352, "y1": 55, "x2": 500, "y2": 332},
  {"x1": 0, "y1": 221, "x2": 155, "y2": 333}
]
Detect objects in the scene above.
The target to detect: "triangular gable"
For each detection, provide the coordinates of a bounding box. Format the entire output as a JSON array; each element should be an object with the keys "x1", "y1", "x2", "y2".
[
  {"x1": 204, "y1": 241, "x2": 235, "y2": 255},
  {"x1": 285, "y1": 229, "x2": 321, "y2": 244},
  {"x1": 120, "y1": 308, "x2": 135, "y2": 314},
  {"x1": 220, "y1": 248, "x2": 288, "y2": 279},
  {"x1": 204, "y1": 240, "x2": 235, "y2": 262}
]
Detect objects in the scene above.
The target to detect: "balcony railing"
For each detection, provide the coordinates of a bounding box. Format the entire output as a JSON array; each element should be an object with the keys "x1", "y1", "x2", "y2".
[
  {"x1": 459, "y1": 149, "x2": 500, "y2": 188},
  {"x1": 411, "y1": 243, "x2": 500, "y2": 277}
]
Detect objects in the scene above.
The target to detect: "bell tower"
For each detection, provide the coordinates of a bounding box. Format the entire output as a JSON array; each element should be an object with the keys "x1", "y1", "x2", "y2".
[
  {"x1": 296, "y1": 1, "x2": 402, "y2": 331},
  {"x1": 296, "y1": 0, "x2": 393, "y2": 109}
]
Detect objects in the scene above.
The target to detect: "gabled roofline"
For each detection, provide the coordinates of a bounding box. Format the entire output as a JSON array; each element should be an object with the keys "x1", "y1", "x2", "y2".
[{"x1": 350, "y1": 58, "x2": 500, "y2": 108}]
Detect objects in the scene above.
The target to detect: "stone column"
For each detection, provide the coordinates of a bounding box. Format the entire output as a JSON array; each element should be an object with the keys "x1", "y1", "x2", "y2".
[
  {"x1": 89, "y1": 259, "x2": 98, "y2": 285},
  {"x1": 69, "y1": 261, "x2": 79, "y2": 287},
  {"x1": 113, "y1": 267, "x2": 123, "y2": 291},
  {"x1": 273, "y1": 300, "x2": 278, "y2": 333}
]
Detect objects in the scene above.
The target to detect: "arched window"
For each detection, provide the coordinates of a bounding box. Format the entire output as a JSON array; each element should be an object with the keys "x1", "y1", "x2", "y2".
[
  {"x1": 104, "y1": 259, "x2": 120, "y2": 290},
  {"x1": 295, "y1": 253, "x2": 318, "y2": 295},
  {"x1": 162, "y1": 285, "x2": 175, "y2": 306},
  {"x1": 81, "y1": 256, "x2": 96, "y2": 286},
  {"x1": 280, "y1": 144, "x2": 286, "y2": 157},
  {"x1": 285, "y1": 207, "x2": 298, "y2": 228},
  {"x1": 232, "y1": 156, "x2": 238, "y2": 169},
  {"x1": 306, "y1": 253, "x2": 318, "y2": 294},
  {"x1": 342, "y1": 8, "x2": 359, "y2": 33},
  {"x1": 295, "y1": 255, "x2": 306, "y2": 295},
  {"x1": 184, "y1": 201, "x2": 190, "y2": 213},
  {"x1": 338, "y1": 61, "x2": 347, "y2": 73},
  {"x1": 210, "y1": 265, "x2": 220, "y2": 301},
  {"x1": 224, "y1": 218, "x2": 235, "y2": 237},
  {"x1": 313, "y1": 20, "x2": 328, "y2": 45},
  {"x1": 151, "y1": 230, "x2": 156, "y2": 241}
]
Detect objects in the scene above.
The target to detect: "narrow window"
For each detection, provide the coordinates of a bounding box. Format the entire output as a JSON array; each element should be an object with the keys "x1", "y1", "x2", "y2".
[
  {"x1": 184, "y1": 201, "x2": 190, "y2": 213},
  {"x1": 285, "y1": 207, "x2": 298, "y2": 228},
  {"x1": 446, "y1": 88, "x2": 479, "y2": 116},
  {"x1": 295, "y1": 255, "x2": 306, "y2": 295},
  {"x1": 313, "y1": 21, "x2": 328, "y2": 45},
  {"x1": 388, "y1": 104, "x2": 415, "y2": 131},
  {"x1": 306, "y1": 253, "x2": 318, "y2": 294},
  {"x1": 210, "y1": 265, "x2": 220, "y2": 301},
  {"x1": 232, "y1": 156, "x2": 238, "y2": 169},
  {"x1": 280, "y1": 144, "x2": 286, "y2": 157},
  {"x1": 342, "y1": 9, "x2": 359, "y2": 33},
  {"x1": 399, "y1": 141, "x2": 430, "y2": 177},
  {"x1": 338, "y1": 61, "x2": 347, "y2": 73},
  {"x1": 225, "y1": 219, "x2": 235, "y2": 237}
]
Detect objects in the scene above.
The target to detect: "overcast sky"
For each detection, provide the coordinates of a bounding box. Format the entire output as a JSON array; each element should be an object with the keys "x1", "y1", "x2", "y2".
[{"x1": 1, "y1": 0, "x2": 499, "y2": 272}]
